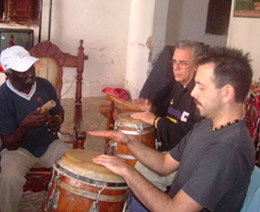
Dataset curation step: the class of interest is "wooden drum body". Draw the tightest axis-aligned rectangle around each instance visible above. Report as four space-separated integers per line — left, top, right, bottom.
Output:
44 149 129 212
107 112 155 166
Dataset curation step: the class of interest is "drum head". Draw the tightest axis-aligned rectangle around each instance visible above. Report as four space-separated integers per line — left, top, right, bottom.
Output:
57 149 125 184
117 112 151 127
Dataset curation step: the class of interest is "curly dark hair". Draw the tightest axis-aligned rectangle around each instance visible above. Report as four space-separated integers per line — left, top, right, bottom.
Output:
196 47 252 103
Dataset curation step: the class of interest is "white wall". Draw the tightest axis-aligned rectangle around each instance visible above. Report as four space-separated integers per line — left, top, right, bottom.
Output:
227 0 260 81
166 0 227 47
0 1 132 99
49 0 131 98
124 0 170 99
0 0 233 99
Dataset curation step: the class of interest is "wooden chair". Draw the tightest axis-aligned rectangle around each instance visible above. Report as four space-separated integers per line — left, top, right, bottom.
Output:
0 39 88 192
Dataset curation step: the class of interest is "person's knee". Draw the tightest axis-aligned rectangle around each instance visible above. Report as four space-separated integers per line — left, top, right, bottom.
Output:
1 170 26 187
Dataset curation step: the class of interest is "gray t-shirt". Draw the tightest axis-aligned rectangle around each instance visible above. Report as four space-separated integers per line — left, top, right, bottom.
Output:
169 119 255 212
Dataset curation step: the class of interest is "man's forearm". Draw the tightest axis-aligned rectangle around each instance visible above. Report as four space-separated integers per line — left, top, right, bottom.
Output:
1 122 30 150
123 168 173 212
126 136 173 175
124 168 202 212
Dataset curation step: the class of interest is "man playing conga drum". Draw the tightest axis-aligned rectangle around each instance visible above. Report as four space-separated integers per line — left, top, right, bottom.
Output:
89 47 255 212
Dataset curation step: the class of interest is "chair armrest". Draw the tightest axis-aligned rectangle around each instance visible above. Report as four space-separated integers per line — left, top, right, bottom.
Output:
73 105 86 149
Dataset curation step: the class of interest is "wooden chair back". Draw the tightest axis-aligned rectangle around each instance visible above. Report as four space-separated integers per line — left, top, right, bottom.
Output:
22 40 88 192
29 40 87 149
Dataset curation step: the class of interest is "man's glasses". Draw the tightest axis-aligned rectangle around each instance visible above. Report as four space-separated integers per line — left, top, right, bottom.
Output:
168 59 190 69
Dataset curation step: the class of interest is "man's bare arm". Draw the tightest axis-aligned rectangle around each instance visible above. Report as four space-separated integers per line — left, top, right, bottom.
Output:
88 130 179 175
93 154 203 212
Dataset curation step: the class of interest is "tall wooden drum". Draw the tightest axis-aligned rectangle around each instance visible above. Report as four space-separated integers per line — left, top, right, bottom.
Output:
107 112 156 166
44 149 129 212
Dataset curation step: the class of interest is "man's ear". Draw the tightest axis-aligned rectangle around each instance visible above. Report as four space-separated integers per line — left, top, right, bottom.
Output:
193 64 199 72
221 84 235 103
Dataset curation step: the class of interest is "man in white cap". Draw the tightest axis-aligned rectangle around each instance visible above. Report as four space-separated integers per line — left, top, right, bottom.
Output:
0 46 69 212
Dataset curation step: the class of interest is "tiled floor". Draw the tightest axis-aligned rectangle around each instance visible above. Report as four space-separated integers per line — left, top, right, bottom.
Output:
19 96 108 211
60 96 107 152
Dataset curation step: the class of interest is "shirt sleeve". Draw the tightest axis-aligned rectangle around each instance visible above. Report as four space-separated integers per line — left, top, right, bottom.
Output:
0 93 17 135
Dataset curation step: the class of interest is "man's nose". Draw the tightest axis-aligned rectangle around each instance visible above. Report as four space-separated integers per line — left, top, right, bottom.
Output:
174 63 181 70
191 86 197 98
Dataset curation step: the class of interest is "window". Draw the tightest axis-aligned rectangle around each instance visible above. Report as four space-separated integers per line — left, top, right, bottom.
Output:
0 0 40 24
206 0 232 35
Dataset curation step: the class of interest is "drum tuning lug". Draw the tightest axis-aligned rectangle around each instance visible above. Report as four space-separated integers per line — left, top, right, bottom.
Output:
88 202 99 212
46 188 60 211
135 124 144 134
106 140 117 155
89 185 106 212
114 120 119 130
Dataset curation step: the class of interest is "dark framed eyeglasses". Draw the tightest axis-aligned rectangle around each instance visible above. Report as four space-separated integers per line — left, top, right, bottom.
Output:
168 59 190 69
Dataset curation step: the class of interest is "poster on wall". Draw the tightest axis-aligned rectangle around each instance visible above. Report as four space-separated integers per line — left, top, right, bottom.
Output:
234 0 260 18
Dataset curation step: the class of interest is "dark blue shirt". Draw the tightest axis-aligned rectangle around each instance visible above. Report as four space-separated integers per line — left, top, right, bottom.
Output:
0 77 63 157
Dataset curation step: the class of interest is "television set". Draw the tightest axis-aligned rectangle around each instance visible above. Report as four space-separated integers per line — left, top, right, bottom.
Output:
0 28 34 52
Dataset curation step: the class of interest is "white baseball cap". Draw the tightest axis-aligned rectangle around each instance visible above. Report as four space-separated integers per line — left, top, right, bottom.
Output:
0 45 39 72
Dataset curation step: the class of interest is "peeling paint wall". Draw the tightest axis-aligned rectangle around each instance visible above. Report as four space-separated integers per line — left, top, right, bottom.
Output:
0 0 231 99
49 0 131 98
124 0 169 99
0 0 132 99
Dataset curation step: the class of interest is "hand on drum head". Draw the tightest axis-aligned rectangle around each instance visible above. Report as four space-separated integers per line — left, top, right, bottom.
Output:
88 130 132 144
133 98 153 112
92 154 134 178
130 111 156 125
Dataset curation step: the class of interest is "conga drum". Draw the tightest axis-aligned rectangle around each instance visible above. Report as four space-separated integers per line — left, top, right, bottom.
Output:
107 112 155 166
44 149 129 212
